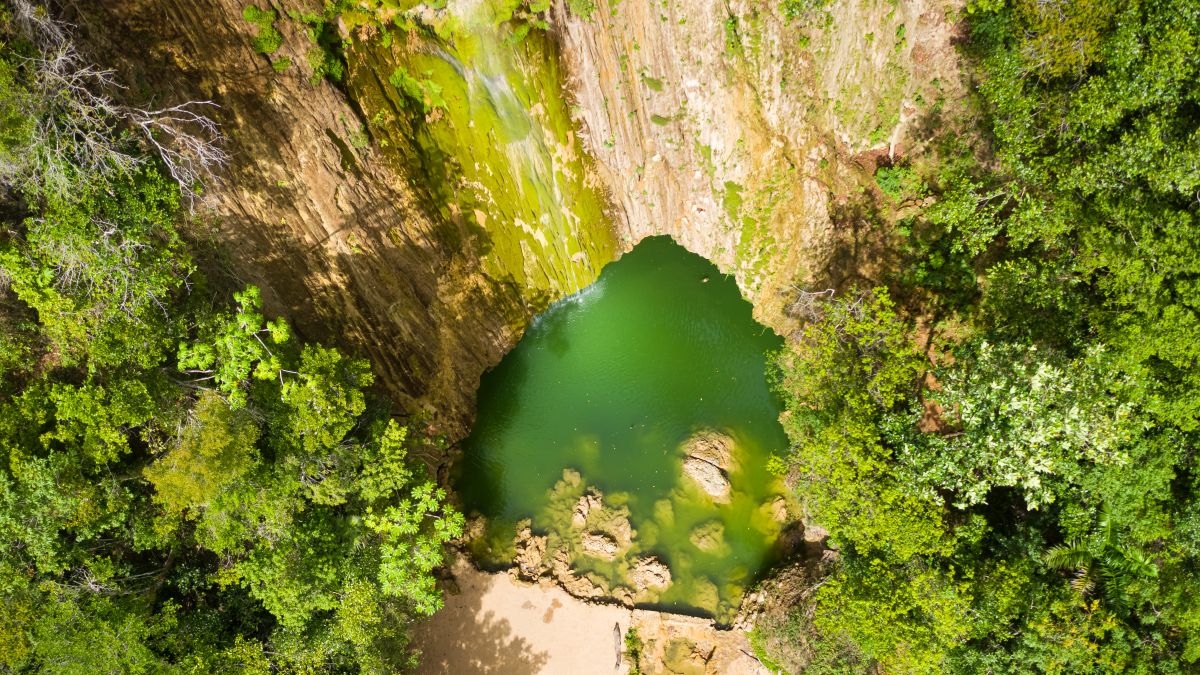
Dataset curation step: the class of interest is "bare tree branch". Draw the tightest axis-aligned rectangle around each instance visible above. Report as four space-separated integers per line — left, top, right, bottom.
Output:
5 0 228 208
784 286 835 323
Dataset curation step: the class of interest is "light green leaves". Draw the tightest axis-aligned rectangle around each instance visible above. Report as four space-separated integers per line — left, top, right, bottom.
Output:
144 391 260 518
773 288 945 560
177 286 290 408
280 345 370 456
42 381 156 464
902 342 1138 510
366 478 464 615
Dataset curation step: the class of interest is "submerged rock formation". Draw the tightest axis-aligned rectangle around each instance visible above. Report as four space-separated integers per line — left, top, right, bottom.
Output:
581 531 619 559
761 495 790 524
682 430 736 471
689 521 728 554
564 484 635 551
504 473 644 598
571 490 603 529
682 457 731 502
550 549 607 599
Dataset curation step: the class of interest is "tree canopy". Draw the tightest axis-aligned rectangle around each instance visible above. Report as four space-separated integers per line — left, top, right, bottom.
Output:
765 0 1200 671
0 4 461 671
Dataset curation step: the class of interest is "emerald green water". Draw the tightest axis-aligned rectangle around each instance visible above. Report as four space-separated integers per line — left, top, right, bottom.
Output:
457 236 790 620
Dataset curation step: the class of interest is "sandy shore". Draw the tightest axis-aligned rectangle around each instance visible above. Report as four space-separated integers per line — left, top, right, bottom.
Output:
413 558 767 674
414 557 631 674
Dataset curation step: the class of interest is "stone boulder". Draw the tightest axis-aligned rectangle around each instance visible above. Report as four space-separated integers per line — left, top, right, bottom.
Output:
512 522 548 581
681 430 735 470
681 457 731 502
571 489 603 529
567 485 635 553
581 531 619 559
629 556 672 591
680 430 736 502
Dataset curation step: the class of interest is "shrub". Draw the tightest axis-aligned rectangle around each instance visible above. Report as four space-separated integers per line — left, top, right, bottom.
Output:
242 5 283 54
874 165 925 202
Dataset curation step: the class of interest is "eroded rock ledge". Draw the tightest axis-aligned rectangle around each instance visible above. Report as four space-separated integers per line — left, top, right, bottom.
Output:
507 469 673 606
481 451 805 620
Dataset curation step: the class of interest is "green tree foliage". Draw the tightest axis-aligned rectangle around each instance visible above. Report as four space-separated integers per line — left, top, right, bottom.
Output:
0 6 462 671
176 285 289 408
1010 0 1118 78
144 391 260 517
765 0 1200 671
957 0 1200 429
902 342 1139 510
773 289 946 561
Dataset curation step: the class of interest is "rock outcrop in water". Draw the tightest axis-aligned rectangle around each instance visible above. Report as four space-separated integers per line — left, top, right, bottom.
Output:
683 430 736 469
571 490 603 529
680 430 737 502
689 521 729 554
563 483 635 554
763 495 790 523
581 531 619 559
629 556 673 592
499 470 645 600
682 457 731 501
513 522 550 581
550 550 606 599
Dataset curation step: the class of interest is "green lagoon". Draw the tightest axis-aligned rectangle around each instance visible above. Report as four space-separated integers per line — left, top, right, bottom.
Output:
457 236 790 620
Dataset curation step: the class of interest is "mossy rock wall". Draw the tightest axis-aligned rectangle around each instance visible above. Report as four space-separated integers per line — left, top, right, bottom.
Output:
68 0 968 440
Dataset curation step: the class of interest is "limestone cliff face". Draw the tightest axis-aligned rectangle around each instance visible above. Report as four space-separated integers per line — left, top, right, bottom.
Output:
72 0 536 435
70 0 964 438
555 0 965 329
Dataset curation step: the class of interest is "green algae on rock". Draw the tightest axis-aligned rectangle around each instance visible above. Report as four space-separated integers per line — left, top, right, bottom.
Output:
343 0 617 308
457 236 792 621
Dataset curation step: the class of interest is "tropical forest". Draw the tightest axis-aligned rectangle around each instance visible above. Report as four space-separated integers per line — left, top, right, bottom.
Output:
1 0 1198 673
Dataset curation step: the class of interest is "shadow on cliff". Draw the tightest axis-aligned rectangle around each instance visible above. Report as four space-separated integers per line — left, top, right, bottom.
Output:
65 0 531 436
820 188 898 293
413 574 550 675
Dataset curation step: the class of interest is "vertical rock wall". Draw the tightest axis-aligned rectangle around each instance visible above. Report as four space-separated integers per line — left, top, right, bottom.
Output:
72 0 540 434
555 0 966 328
69 0 965 437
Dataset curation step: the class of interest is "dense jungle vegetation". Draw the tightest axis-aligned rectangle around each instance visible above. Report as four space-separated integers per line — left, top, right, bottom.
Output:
763 0 1200 672
0 3 461 671
3 0 1200 672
